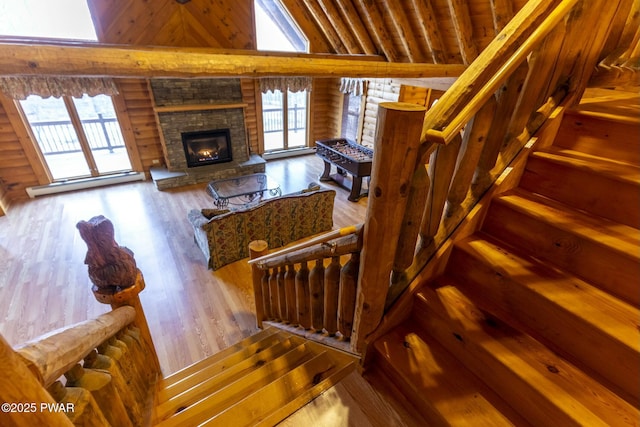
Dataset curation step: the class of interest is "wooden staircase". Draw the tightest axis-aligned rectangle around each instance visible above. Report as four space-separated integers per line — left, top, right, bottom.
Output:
152 327 357 426
370 111 640 426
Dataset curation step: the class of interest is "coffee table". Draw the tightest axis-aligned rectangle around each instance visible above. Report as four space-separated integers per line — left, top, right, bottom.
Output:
206 173 282 208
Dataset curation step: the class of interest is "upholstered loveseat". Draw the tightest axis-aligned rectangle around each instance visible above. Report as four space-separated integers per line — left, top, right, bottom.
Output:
188 188 336 270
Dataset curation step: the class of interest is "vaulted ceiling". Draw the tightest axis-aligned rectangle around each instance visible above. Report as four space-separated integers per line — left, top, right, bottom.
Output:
87 0 530 65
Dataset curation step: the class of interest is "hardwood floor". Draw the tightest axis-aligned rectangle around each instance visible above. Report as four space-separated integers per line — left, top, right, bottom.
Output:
0 154 367 375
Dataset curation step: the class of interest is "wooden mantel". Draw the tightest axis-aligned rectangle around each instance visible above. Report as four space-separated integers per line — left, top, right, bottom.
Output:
0 42 466 79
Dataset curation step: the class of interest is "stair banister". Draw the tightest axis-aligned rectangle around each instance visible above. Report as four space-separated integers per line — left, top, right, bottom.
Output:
421 0 579 146
16 307 136 387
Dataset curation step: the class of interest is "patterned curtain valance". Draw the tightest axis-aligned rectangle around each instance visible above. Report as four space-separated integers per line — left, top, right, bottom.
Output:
260 76 312 94
339 77 367 96
0 76 119 100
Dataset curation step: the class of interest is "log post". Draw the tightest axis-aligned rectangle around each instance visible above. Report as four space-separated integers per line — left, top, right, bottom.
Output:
296 261 311 329
284 264 297 323
268 268 279 321
338 253 360 340
352 102 426 353
323 256 341 336
249 240 269 328
309 259 325 332
0 335 73 427
64 364 132 427
261 270 272 320
92 270 161 375
277 266 287 321
48 381 109 427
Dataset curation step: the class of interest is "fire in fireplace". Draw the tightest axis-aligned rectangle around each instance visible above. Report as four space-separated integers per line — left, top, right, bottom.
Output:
181 129 233 167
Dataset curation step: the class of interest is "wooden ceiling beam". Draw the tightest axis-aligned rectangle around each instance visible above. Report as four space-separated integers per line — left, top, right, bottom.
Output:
299 0 349 54
409 0 447 63
334 0 377 55
382 0 426 63
0 42 466 79
490 0 515 33
353 0 400 62
280 0 333 53
316 0 362 54
447 0 479 65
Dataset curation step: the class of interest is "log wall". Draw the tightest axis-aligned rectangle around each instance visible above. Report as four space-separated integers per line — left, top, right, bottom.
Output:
361 78 400 148
311 78 343 144
0 96 40 204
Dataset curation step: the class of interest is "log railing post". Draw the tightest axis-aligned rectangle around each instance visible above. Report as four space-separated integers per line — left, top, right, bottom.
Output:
92 271 161 375
324 256 341 336
0 334 73 427
352 102 426 353
249 240 269 328
309 259 325 332
296 261 311 329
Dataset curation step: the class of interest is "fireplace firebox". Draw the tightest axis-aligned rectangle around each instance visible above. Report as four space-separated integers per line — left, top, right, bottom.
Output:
182 129 233 167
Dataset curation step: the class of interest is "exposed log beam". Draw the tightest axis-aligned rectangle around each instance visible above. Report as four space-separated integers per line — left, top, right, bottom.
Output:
316 0 362 54
334 0 377 55
300 0 349 54
447 0 479 65
490 0 515 33
0 42 466 79
382 0 426 62
353 0 400 62
410 0 447 63
390 77 457 91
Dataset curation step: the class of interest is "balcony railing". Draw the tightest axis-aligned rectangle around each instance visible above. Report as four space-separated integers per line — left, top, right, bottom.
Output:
31 114 125 155
263 104 306 134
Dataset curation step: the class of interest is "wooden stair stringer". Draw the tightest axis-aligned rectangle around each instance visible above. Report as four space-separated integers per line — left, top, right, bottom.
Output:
413 283 639 427
447 234 640 403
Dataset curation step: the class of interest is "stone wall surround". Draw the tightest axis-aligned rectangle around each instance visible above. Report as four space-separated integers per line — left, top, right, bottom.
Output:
150 79 265 189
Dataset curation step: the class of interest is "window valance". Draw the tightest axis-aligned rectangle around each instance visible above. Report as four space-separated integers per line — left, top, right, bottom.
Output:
259 76 312 94
0 76 119 100
340 78 367 96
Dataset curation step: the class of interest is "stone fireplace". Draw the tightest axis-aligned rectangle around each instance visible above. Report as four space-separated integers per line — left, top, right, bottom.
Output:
149 79 265 189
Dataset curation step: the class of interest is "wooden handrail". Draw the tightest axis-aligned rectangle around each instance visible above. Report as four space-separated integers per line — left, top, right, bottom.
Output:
248 224 362 266
254 233 362 270
16 306 136 387
421 0 579 145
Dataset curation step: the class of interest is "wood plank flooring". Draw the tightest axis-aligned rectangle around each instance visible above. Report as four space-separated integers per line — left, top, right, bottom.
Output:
0 154 367 376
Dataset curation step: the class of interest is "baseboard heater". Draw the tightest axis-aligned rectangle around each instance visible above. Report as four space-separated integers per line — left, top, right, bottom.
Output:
26 172 146 198
262 147 316 160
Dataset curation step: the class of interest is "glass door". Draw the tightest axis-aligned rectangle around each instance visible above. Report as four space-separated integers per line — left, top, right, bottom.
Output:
261 89 308 152
20 94 131 181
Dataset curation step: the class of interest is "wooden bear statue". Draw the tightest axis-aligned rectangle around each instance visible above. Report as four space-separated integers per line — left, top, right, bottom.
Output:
76 215 137 292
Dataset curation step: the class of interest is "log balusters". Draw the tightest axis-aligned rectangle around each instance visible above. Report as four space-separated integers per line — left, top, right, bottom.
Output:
249 226 363 344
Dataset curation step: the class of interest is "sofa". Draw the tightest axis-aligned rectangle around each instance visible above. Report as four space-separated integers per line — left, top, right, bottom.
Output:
188 187 336 270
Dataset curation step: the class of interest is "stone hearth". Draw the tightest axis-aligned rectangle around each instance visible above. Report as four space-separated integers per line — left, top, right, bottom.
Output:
150 79 265 190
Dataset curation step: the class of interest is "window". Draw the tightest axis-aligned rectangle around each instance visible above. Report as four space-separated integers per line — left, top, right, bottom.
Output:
255 0 310 152
341 92 363 142
0 0 97 40
20 94 131 181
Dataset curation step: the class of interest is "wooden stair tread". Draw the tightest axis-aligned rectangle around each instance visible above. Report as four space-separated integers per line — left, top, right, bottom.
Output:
155 337 302 420
157 331 300 402
158 327 280 388
454 234 640 350
373 323 531 426
414 284 639 426
199 351 355 426
155 343 314 426
493 189 639 258
529 148 640 185
450 234 640 401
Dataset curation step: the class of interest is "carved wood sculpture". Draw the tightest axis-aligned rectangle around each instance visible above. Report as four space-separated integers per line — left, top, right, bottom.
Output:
76 215 137 293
